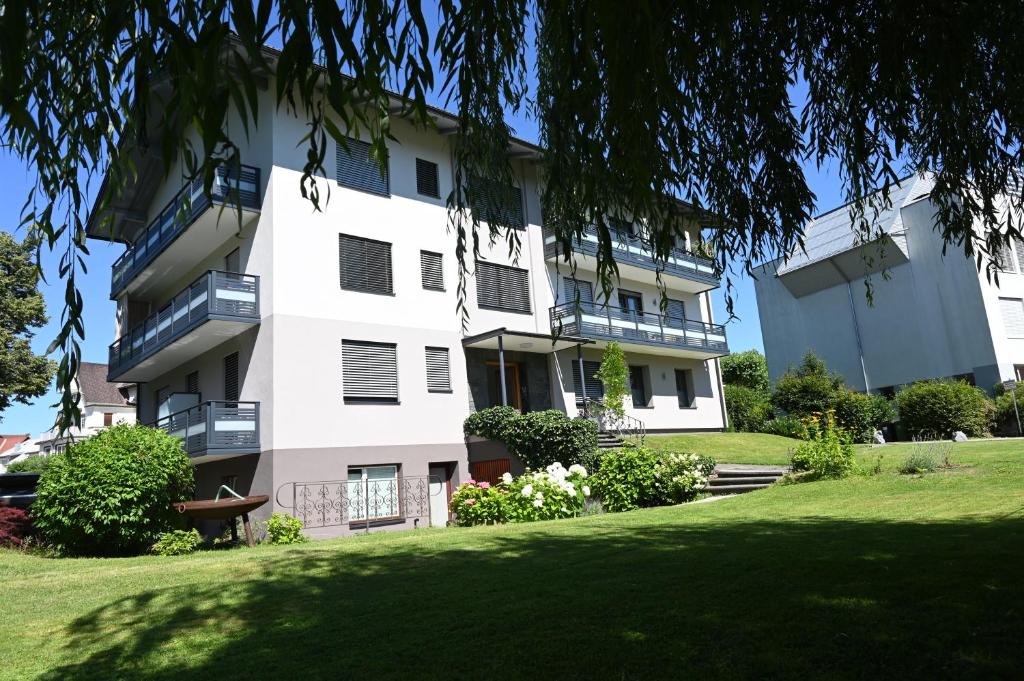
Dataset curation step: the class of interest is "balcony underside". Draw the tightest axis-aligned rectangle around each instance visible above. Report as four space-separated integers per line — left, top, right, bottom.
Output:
545 241 719 293
110 317 257 383
117 205 260 302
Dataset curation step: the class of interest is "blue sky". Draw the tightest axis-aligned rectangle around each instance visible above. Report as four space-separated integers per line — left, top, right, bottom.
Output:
0 63 849 437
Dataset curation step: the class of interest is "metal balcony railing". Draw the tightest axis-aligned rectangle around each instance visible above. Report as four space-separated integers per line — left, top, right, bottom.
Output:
110 164 261 296
148 401 260 457
543 225 719 286
108 271 260 379
550 301 728 355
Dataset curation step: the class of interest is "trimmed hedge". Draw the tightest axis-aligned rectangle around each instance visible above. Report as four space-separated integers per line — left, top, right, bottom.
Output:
464 407 598 469
724 384 773 433
895 380 992 439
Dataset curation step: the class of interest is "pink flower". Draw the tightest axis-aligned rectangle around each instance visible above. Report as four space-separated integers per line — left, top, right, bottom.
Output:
465 479 477 486
464 498 476 506
478 481 491 489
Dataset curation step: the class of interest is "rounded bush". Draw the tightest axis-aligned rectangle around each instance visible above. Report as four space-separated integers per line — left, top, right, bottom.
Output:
266 512 308 544
590 448 663 512
32 424 194 556
464 407 598 469
724 384 772 432
895 380 993 439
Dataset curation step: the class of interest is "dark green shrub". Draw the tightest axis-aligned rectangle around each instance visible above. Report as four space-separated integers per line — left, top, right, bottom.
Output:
832 390 878 443
724 384 772 433
32 424 194 556
761 416 804 439
895 380 993 438
590 448 664 512
720 349 769 392
464 407 598 469
993 392 1023 435
151 528 202 556
6 452 58 474
266 512 308 544
771 352 844 417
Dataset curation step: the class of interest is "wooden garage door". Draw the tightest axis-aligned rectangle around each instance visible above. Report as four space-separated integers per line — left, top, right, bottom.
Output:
470 458 511 485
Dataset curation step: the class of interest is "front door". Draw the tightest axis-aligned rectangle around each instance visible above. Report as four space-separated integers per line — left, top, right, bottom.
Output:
428 464 451 528
486 361 522 410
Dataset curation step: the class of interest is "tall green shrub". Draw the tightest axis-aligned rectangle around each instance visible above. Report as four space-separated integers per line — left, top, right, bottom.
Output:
595 341 629 420
720 349 769 392
464 407 598 469
895 380 993 439
32 424 195 556
724 384 773 432
771 351 845 417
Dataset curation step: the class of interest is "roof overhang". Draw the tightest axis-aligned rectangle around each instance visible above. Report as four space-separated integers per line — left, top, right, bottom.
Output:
462 328 593 353
776 234 911 297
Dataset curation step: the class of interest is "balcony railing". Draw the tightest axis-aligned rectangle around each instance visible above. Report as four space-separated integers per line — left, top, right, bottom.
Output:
108 271 260 379
111 164 261 296
148 401 260 457
543 225 719 286
550 301 728 355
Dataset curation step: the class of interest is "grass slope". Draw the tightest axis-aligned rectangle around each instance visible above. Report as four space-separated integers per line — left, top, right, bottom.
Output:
1 440 1023 680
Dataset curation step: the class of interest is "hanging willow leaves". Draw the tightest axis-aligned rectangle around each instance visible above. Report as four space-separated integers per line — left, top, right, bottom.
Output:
1 1 1023 431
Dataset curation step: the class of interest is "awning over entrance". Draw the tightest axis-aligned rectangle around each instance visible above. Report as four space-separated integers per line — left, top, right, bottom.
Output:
461 328 593 353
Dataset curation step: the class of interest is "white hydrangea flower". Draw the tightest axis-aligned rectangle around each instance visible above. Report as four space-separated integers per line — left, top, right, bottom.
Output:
501 472 513 485
535 491 544 500
521 483 533 497
568 464 588 478
582 485 591 497
533 498 544 508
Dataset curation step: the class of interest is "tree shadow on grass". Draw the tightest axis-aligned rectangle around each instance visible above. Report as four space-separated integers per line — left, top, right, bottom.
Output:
39 515 1024 681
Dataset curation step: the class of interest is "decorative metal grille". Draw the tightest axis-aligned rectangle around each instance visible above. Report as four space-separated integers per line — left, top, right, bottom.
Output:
279 475 441 529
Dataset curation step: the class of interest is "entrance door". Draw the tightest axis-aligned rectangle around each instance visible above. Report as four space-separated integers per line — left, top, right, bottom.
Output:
486 362 522 410
428 464 451 528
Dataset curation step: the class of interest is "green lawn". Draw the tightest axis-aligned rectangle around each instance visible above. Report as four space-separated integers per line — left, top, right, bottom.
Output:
2 437 1024 680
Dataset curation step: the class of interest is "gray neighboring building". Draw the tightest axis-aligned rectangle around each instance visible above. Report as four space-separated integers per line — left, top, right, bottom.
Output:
755 173 1024 395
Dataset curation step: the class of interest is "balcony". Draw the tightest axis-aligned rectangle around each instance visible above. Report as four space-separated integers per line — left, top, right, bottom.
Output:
543 225 719 293
108 271 260 382
110 164 261 299
149 401 260 461
550 302 729 359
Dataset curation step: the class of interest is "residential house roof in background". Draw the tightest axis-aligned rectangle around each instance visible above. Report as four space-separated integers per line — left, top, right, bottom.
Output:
77 362 132 407
0 434 30 455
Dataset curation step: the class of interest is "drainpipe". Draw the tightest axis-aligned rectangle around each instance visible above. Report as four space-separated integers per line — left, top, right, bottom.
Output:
498 334 508 407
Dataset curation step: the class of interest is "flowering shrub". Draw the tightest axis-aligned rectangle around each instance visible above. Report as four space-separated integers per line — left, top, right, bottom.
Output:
790 411 855 479
591 448 714 511
449 463 591 526
660 452 713 503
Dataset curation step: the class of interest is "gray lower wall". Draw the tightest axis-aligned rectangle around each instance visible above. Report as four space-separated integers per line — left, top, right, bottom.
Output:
465 348 552 412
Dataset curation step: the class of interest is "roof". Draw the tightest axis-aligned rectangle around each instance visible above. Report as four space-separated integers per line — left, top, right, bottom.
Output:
0 434 29 455
77 362 132 407
776 173 935 276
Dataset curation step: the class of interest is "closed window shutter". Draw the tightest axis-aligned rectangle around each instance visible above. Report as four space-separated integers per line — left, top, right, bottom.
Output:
425 347 451 392
420 251 444 290
186 371 199 394
563 277 594 310
336 138 389 196
224 352 239 402
416 158 440 198
469 177 524 229
339 234 394 294
1015 238 1024 269
1001 297 1024 337
476 261 531 313
997 241 1017 271
572 360 604 402
343 340 399 402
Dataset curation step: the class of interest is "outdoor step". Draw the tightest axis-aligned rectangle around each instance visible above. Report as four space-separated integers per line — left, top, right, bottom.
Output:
706 483 773 495
714 469 788 479
708 476 780 486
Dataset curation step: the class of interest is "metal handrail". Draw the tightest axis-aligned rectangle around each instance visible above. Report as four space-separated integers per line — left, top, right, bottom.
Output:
579 397 646 446
145 400 260 456
550 301 726 336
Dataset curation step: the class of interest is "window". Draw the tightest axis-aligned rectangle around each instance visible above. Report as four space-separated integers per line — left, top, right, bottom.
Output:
103 412 113 427
609 217 637 241
475 261 531 313
425 347 452 392
339 234 394 295
572 360 604 404
221 474 238 492
342 340 399 403
155 386 171 419
619 290 643 316
224 352 239 402
1000 297 1024 337
997 241 1017 272
675 369 694 408
224 248 240 273
347 465 400 521
420 251 444 291
665 299 686 328
563 277 594 313
469 176 524 229
336 137 389 196
186 371 199 395
629 366 649 406
416 158 440 198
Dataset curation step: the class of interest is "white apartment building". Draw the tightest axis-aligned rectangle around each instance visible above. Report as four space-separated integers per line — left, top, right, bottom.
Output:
756 172 1024 396
86 63 729 537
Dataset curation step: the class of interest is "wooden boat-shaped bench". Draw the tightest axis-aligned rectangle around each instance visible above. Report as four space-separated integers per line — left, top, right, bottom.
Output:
173 486 269 547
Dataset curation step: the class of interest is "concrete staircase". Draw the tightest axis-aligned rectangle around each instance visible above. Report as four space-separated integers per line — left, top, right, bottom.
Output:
707 464 788 496
597 431 625 449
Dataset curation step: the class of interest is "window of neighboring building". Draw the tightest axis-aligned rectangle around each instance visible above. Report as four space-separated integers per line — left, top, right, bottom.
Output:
475 261 531 313
469 176 524 229
224 352 239 402
416 158 440 198
103 412 113 427
997 240 1018 272
347 465 400 521
420 251 444 291
1000 297 1024 337
425 347 452 393
572 360 604 406
336 137 390 196
629 365 649 407
339 234 394 295
675 369 694 408
342 340 399 403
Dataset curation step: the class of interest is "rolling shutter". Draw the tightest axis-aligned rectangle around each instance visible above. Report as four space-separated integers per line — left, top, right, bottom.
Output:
224 352 239 402
186 371 199 395
1000 297 1024 337
476 261 531 313
469 177 524 229
342 340 399 402
665 298 686 328
416 158 440 198
572 360 604 403
563 277 594 305
420 251 444 291
339 234 394 294
997 241 1017 271
425 347 452 392
336 137 389 196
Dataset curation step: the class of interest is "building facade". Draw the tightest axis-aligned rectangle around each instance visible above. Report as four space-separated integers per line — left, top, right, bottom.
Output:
755 173 1024 396
87 74 729 538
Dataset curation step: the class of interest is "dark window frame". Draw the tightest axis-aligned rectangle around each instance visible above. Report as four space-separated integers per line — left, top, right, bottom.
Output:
339 233 395 296
475 260 532 314
675 368 695 409
415 158 441 199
